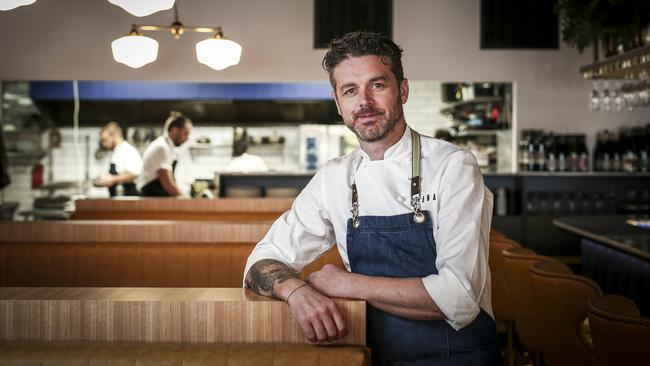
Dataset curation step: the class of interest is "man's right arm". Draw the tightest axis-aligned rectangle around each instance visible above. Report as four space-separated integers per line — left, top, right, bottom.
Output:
156 169 183 196
245 258 347 343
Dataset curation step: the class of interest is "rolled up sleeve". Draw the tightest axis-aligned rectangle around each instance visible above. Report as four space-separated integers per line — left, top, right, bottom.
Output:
244 168 335 285
421 150 492 330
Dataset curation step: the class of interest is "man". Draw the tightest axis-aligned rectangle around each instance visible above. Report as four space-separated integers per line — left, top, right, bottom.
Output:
94 122 142 196
137 111 192 197
244 31 500 365
225 128 269 173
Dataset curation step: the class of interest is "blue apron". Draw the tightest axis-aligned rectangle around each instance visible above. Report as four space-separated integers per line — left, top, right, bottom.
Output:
346 130 501 366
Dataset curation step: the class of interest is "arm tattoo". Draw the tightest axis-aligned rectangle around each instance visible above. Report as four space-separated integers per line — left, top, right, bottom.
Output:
245 259 298 299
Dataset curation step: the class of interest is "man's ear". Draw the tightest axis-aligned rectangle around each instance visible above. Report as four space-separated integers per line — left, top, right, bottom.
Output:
400 78 409 104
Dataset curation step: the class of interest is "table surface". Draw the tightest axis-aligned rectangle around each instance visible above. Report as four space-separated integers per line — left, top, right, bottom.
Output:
553 215 650 261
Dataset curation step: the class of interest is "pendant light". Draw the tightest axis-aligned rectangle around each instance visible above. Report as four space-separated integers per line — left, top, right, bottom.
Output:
108 0 175 17
111 1 241 70
111 27 159 68
196 33 242 71
0 0 36 11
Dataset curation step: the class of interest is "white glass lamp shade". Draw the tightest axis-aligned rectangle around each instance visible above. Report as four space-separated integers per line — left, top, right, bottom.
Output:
111 34 159 68
108 0 174 17
0 0 36 11
195 38 242 71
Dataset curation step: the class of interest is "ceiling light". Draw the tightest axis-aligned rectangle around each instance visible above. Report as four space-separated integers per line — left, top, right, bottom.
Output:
196 33 242 71
0 0 36 11
111 27 159 68
108 0 175 17
111 1 241 70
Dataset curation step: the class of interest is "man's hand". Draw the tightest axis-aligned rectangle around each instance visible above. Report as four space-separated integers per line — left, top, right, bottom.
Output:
306 264 356 299
94 175 117 187
286 283 348 343
245 259 348 343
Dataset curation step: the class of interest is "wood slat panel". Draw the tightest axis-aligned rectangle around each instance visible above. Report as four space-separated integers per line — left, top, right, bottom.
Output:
0 288 365 346
0 221 272 243
71 198 293 220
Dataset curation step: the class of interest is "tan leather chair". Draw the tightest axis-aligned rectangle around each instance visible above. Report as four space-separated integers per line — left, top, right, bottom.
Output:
490 228 507 240
529 260 602 366
489 238 522 366
588 294 650 366
490 239 523 322
502 247 555 364
0 342 371 366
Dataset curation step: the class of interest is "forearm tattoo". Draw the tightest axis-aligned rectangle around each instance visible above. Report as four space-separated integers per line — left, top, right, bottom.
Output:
245 259 297 298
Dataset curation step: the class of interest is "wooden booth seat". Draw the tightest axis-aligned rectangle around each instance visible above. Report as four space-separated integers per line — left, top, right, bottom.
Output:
0 221 345 288
0 287 369 366
0 342 371 366
71 197 295 221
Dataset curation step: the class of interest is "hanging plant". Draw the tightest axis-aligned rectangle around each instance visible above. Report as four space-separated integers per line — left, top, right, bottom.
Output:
556 0 650 59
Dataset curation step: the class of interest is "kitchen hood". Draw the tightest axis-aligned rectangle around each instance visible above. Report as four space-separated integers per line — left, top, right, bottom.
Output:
28 81 341 126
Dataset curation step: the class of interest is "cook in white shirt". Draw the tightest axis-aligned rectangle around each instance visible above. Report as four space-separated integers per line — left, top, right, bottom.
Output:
137 111 192 197
94 122 142 196
244 31 500 365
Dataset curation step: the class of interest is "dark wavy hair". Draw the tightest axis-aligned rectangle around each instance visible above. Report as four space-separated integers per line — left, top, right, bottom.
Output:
165 111 192 133
322 31 404 88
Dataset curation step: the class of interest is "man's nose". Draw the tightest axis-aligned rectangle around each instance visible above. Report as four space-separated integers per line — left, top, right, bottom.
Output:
358 88 374 108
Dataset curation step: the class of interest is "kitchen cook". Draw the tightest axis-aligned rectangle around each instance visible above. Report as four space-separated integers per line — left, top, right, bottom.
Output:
244 31 501 365
94 121 142 196
137 111 192 197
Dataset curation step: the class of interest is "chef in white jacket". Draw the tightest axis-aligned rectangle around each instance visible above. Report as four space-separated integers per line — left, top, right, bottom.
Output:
244 31 500 366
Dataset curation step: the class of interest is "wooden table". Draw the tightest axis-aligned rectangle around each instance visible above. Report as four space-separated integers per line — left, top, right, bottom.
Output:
0 287 366 345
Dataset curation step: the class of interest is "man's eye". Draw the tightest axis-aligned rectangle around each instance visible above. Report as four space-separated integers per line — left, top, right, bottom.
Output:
343 88 356 95
372 83 385 89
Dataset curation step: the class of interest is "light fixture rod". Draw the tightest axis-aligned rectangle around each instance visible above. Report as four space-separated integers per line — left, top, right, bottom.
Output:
136 24 222 34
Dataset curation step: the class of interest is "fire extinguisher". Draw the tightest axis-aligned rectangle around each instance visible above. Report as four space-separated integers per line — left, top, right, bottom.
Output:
31 163 44 189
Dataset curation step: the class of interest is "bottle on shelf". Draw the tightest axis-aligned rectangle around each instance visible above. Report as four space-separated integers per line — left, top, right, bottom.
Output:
527 130 537 172
518 131 530 172
620 127 638 173
557 135 567 172
593 131 605 171
546 133 557 172
610 130 622 172
577 134 589 172
535 133 547 171
639 125 649 172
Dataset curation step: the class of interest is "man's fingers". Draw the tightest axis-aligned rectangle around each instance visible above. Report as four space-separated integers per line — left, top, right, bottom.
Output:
309 315 329 342
329 302 348 339
318 305 339 341
298 318 316 343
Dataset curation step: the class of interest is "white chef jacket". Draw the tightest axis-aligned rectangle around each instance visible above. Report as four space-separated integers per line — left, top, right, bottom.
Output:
110 140 142 175
225 153 269 173
137 135 176 190
244 126 494 330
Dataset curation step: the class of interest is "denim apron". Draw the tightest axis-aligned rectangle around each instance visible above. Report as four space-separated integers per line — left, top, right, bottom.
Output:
346 130 502 366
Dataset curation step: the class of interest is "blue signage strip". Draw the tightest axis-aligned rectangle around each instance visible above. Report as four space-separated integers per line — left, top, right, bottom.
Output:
29 81 334 101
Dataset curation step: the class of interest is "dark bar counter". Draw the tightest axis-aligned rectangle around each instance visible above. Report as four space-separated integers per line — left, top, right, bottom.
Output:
554 215 650 315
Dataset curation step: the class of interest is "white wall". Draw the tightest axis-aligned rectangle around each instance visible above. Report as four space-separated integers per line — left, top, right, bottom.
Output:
0 0 646 145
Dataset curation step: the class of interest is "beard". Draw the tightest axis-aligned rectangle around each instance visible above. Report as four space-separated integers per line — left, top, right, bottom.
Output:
345 100 404 143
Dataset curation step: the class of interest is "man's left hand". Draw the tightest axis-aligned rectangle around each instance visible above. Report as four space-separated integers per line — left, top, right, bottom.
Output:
94 175 117 187
307 264 357 299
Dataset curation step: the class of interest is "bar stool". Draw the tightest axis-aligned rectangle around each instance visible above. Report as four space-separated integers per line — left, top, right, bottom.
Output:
489 238 522 366
587 294 650 366
502 247 555 365
529 259 601 366
490 228 507 240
